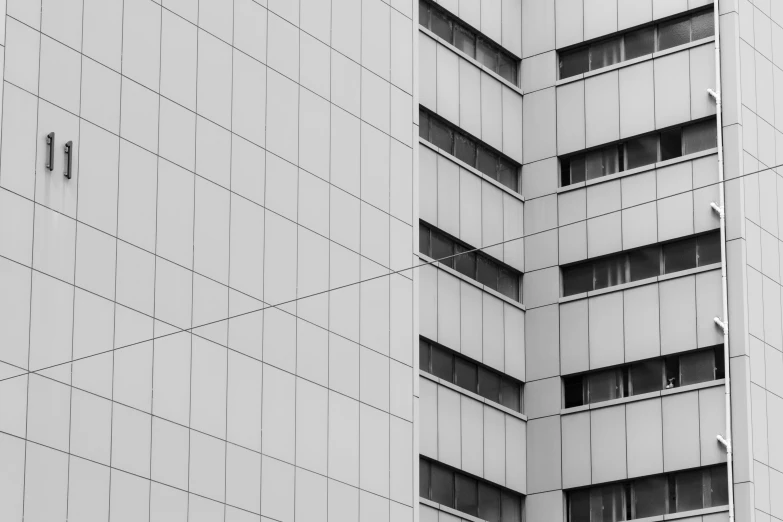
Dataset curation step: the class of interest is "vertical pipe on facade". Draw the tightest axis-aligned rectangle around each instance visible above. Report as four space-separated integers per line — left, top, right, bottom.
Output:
711 3 735 521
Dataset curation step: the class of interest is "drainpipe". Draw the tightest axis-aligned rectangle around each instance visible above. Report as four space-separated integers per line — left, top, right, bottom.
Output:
707 2 735 522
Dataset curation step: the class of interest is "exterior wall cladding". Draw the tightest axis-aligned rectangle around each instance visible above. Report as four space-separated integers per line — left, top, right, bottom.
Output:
1 0 783 522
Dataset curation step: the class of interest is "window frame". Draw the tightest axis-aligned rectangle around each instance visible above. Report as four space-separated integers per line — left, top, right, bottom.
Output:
560 118 718 187
557 7 715 80
419 0 520 85
420 338 525 414
420 108 522 194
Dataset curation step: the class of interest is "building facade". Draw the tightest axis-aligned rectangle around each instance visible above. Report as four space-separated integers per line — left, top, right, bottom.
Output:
0 1 780 522
0 0 418 521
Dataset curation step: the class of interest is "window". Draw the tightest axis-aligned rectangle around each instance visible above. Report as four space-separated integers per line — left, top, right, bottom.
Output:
420 108 521 193
419 0 519 84
568 465 729 521
420 458 523 522
419 222 522 301
559 8 714 79
560 118 717 186
563 346 724 408
420 338 524 413
562 231 720 297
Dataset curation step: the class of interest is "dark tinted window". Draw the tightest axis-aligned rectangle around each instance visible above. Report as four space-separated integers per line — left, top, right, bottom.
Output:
564 376 586 408
432 345 454 381
630 359 663 395
498 267 519 301
477 147 499 178
691 11 715 40
587 369 622 404
683 119 717 154
501 491 522 522
680 349 715 386
455 357 478 393
454 245 477 278
563 262 594 296
500 377 521 412
659 127 682 161
585 147 620 180
431 463 455 506
624 27 655 59
625 134 658 169
430 9 452 42
431 118 453 152
478 367 501 402
455 134 477 165
477 255 500 289
454 25 475 56
663 237 698 274
420 459 431 498
479 483 501 522
477 39 498 71
419 222 430 256
498 159 518 191
628 246 659 281
560 47 589 78
708 466 729 507
675 469 704 512
570 490 591 522
590 37 622 69
698 232 721 265
456 475 478 516
658 17 691 51
633 476 668 518
420 339 431 373
594 256 627 290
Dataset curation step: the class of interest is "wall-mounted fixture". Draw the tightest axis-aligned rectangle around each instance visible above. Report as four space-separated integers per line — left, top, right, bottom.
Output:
64 141 73 180
46 132 54 171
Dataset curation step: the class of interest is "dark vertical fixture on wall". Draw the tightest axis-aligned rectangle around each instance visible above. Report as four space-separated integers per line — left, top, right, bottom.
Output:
64 141 73 179
46 132 55 171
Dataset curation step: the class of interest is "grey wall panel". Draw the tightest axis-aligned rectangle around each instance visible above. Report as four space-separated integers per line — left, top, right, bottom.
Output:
652 0 689 19
559 189 586 226
657 160 692 200
420 378 438 459
657 193 695 241
654 50 691 129
436 45 460 124
438 269 461 352
584 0 618 40
555 0 584 49
585 71 620 148
501 0 523 57
624 284 662 363
504 193 526 272
483 293 506 372
693 184 721 234
560 300 590 375
662 391 701 472
699 386 728 466
461 395 484 478
504 304 526 381
525 491 565 522
622 201 658 250
559 221 588 265
590 406 627 483
525 377 562 419
481 73 503 151
621 170 657 208
521 0 555 58
626 399 664 478
484 407 506 486
437 155 460 238
482 182 504 260
526 305 560 381
762 276 783 351
527 416 562 494
587 211 622 258
695 270 724 348
557 81 586 155
619 0 652 32
561 412 592 489
690 44 717 120
437 386 462 468
586 180 621 219
619 61 656 139
420 33 437 110
523 88 557 163
459 60 482 139
525 230 558 272
460 282 483 362
503 88 524 163
505 417 527 493
659 275 698 355
420 265 439 342
588 293 625 369
420 145 438 226
459 169 483 248
522 51 557 96
524 267 560 309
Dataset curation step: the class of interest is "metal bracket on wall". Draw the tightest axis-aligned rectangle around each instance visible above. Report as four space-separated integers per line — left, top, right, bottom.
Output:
46 132 55 171
64 141 73 180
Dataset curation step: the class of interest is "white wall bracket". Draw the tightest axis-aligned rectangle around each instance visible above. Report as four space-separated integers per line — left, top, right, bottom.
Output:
714 316 728 333
708 88 721 102
717 434 732 454
711 202 724 218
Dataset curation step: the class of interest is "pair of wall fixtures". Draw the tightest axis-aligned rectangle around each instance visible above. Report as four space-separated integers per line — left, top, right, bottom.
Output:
45 132 73 180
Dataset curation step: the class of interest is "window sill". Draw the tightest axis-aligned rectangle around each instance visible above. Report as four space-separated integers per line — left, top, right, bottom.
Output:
420 371 528 420
554 36 715 87
419 138 525 202
418 253 526 311
556 148 718 194
664 505 729 520
558 262 721 304
419 27 524 95
560 378 726 415
419 498 490 522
